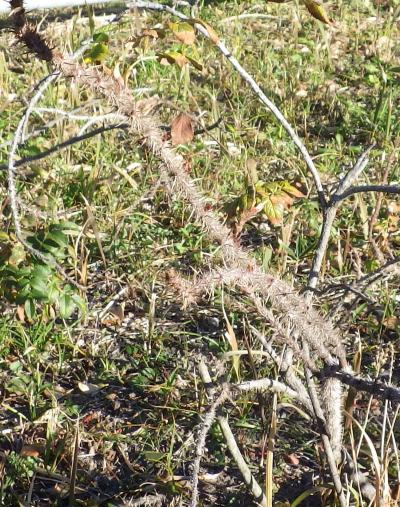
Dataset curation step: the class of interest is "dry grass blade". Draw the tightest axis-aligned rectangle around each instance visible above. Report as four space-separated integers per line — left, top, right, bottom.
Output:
69 421 80 506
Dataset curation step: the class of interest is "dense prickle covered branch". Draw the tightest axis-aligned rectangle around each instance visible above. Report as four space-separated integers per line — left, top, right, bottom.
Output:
9 0 53 60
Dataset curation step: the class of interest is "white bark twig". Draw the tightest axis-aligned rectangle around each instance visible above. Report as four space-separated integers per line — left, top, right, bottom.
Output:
0 104 99 150
6 73 84 287
250 328 313 414
303 148 374 485
198 361 267 507
5 9 126 289
0 0 124 13
307 145 374 291
33 107 125 124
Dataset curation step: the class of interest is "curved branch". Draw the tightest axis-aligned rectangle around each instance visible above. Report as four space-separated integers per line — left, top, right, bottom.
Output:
335 184 400 202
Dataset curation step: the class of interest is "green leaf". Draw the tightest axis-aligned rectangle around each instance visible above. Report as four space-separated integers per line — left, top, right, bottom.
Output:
45 231 68 248
72 294 87 316
24 299 36 321
84 43 109 64
31 265 52 279
47 284 61 305
9 360 22 372
54 221 81 235
30 274 49 299
17 283 32 301
263 197 284 225
280 181 305 198
59 294 76 319
93 32 110 43
143 451 165 462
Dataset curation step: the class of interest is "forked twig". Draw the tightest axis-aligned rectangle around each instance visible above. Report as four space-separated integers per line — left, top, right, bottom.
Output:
190 381 231 507
198 361 267 507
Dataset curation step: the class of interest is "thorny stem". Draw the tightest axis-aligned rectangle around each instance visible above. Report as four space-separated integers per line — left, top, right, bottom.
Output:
304 363 347 507
9 3 400 505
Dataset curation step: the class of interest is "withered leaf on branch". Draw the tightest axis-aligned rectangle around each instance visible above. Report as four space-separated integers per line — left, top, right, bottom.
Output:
158 51 189 68
171 113 194 146
188 17 219 44
169 21 196 45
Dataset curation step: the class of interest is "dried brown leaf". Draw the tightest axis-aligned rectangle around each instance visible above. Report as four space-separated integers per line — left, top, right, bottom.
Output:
171 113 194 146
169 22 196 45
158 51 189 68
21 444 43 458
189 17 219 43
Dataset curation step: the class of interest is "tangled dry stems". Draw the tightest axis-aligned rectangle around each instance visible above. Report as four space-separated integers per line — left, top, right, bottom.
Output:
6 2 400 505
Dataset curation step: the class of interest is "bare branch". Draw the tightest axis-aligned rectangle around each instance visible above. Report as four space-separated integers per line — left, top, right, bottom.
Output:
334 145 375 197
236 378 301 398
1 123 128 173
6 74 85 289
319 366 400 404
198 362 267 507
335 184 400 202
0 0 125 13
307 146 374 291
190 381 231 507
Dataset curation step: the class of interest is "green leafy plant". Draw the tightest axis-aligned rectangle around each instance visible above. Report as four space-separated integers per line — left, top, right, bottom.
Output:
83 31 110 64
225 164 305 235
0 222 85 320
0 451 37 503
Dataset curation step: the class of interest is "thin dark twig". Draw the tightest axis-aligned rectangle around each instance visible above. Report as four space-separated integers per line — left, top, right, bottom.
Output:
0 117 223 172
319 366 400 404
355 256 400 287
0 123 129 172
334 184 400 202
